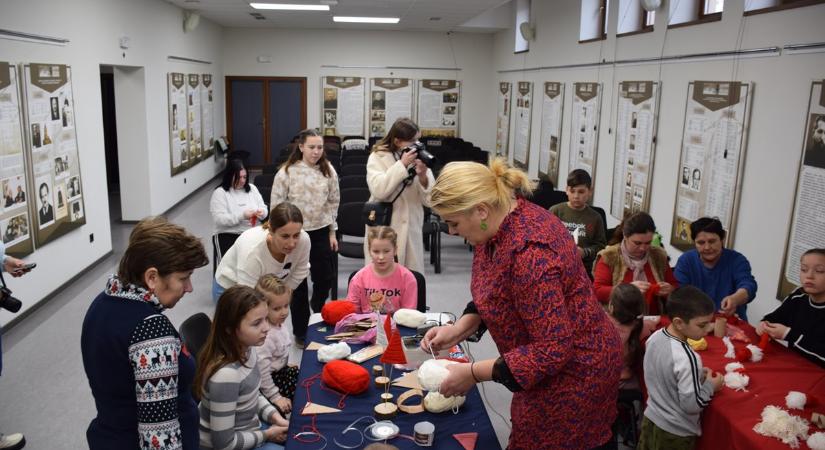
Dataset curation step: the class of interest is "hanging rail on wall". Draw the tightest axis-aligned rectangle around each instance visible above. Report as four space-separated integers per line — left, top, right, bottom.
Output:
321 64 461 71
0 28 69 45
783 42 825 55
167 55 212 65
497 46 781 73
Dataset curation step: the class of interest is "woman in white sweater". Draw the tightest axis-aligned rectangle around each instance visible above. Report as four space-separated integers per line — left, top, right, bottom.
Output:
214 202 311 344
209 159 267 274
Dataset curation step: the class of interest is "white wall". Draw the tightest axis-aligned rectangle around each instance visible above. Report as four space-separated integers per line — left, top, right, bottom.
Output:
0 0 225 325
221 28 496 151
491 0 825 323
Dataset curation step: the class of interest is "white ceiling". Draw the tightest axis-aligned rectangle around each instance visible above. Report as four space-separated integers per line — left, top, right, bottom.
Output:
165 0 512 32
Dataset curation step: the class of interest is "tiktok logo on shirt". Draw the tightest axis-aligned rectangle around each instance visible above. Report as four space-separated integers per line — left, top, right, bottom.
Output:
364 287 402 298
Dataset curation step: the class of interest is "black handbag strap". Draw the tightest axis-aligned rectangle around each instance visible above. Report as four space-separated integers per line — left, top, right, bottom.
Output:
388 150 415 204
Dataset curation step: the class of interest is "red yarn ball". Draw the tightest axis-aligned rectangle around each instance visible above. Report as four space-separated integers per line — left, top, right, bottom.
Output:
735 347 752 363
321 301 356 325
322 360 369 394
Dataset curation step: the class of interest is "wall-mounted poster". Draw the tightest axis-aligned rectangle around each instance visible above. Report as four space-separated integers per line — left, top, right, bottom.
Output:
168 72 187 175
610 81 660 220
495 82 512 157
201 73 215 158
538 82 565 185
778 80 825 299
0 62 33 257
22 63 86 248
513 81 533 171
670 81 752 250
321 76 365 138
369 78 412 138
568 82 602 180
186 74 202 163
417 79 460 137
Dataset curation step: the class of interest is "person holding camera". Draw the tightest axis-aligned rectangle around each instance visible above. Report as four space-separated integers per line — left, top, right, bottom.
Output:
365 118 435 274
1 241 32 450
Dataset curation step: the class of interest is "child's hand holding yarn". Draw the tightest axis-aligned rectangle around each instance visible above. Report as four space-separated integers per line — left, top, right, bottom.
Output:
761 321 789 340
704 368 723 392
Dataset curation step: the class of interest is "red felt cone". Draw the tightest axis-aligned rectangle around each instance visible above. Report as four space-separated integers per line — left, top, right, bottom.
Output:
453 432 478 450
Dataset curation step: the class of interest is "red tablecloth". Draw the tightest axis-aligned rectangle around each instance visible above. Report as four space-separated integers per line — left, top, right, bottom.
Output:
695 326 825 450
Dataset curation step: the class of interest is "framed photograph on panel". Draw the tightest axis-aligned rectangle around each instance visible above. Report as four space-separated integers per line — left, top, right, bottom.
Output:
186 74 202 164
610 81 660 220
568 82 602 182
777 80 825 299
22 63 86 248
513 81 533 171
416 80 460 138
670 81 752 251
369 78 413 138
538 82 565 185
321 76 365 138
201 74 215 157
168 72 188 175
495 82 512 158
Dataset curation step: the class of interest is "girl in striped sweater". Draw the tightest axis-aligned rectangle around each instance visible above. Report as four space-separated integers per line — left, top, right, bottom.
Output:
195 286 289 450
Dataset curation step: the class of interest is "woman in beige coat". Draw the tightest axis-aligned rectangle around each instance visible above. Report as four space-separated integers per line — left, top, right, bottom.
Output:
365 118 435 274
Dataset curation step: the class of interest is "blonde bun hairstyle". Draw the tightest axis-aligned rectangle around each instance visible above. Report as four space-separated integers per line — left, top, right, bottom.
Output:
429 158 534 216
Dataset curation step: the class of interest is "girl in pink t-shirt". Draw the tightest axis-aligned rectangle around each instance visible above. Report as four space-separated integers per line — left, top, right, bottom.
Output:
348 226 418 313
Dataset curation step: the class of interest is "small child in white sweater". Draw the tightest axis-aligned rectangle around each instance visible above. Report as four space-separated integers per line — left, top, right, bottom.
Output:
255 274 299 414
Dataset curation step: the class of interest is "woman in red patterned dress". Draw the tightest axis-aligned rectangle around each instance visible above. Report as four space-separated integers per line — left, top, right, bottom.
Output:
422 158 622 449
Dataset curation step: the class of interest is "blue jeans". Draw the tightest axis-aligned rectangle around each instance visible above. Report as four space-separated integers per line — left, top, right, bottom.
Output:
212 278 226 302
260 422 286 449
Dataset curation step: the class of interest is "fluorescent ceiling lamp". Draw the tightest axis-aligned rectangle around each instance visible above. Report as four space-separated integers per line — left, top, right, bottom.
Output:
250 3 330 10
333 16 400 23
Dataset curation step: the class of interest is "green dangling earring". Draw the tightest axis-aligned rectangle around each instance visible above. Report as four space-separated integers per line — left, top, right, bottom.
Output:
480 220 488 231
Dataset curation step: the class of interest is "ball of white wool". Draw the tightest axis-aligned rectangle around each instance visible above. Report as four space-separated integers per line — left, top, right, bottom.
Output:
393 309 426 328
417 359 455 392
423 391 466 413
725 362 744 373
724 371 749 391
808 432 825 450
786 391 807 410
317 342 351 362
747 344 764 362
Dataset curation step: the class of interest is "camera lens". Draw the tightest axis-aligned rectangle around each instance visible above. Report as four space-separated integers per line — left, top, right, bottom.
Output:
0 290 22 313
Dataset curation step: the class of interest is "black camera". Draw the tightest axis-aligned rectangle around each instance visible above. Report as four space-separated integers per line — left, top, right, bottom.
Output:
0 286 22 313
405 141 436 169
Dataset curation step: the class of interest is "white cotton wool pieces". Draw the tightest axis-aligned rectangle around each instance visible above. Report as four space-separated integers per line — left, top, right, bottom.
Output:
753 405 810 449
417 359 456 392
393 309 426 328
808 432 825 450
317 342 352 362
724 372 750 392
786 391 807 410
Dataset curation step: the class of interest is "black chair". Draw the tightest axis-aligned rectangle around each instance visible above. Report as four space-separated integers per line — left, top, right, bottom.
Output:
347 269 427 313
341 165 367 177
422 208 445 274
323 135 341 147
340 175 369 190
342 135 365 142
368 136 381 148
179 312 212 363
340 187 371 204
530 179 568 210
341 154 369 167
590 205 609 239
253 173 275 190
260 164 277 175
260 186 272 210
331 201 367 298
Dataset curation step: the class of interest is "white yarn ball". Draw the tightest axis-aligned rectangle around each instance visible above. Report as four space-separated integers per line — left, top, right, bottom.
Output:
393 308 426 328
423 391 466 413
724 371 750 391
417 359 455 392
808 432 825 450
725 362 744 373
786 391 807 410
317 342 351 362
747 344 764 362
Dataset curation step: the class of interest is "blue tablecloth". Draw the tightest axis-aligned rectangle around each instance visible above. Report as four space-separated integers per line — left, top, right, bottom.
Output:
285 321 502 449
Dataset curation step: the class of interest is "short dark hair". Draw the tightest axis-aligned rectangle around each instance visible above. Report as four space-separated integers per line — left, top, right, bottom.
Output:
803 248 825 258
665 285 715 322
689 217 726 241
566 169 592 189
621 211 656 237
220 159 249 192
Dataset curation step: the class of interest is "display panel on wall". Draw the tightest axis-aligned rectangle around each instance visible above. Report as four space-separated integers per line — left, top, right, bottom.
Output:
538 82 565 185
0 62 34 257
201 74 215 158
416 79 460 137
495 82 512 158
22 63 86 248
568 82 602 180
670 81 752 251
168 72 188 175
777 80 825 299
186 74 203 164
369 78 412 138
610 81 661 220
513 81 533 171
321 76 365 138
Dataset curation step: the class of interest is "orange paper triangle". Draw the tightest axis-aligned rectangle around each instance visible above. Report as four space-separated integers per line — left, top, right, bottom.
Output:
301 402 341 415
392 370 423 390
453 432 478 450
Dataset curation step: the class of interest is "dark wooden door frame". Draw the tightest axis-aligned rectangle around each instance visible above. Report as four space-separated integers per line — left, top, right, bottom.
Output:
225 76 307 166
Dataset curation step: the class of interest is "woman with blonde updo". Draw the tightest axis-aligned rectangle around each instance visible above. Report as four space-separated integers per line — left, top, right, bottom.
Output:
420 158 621 450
